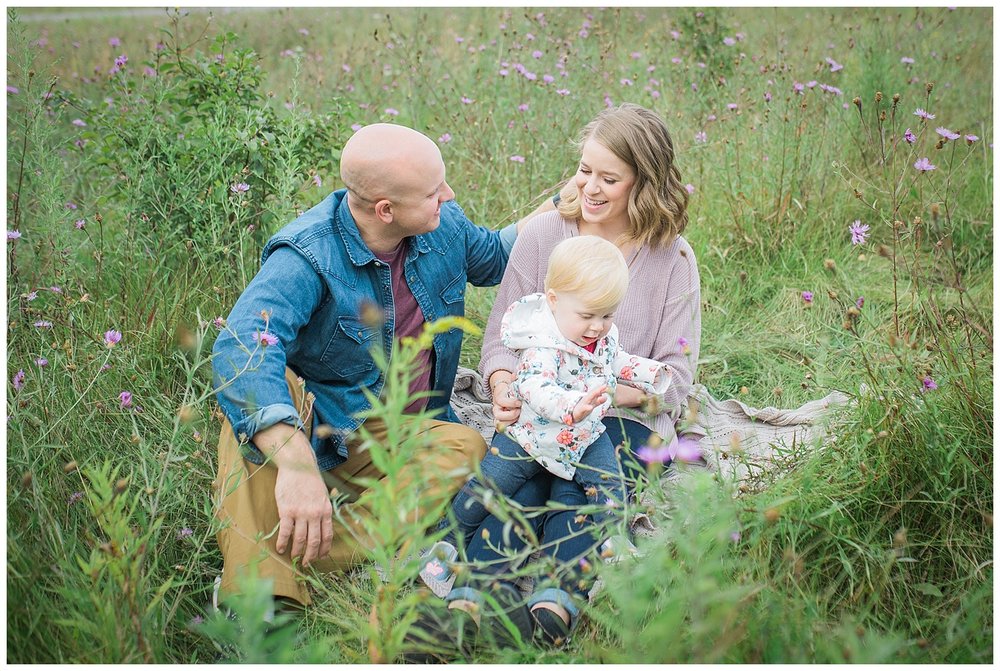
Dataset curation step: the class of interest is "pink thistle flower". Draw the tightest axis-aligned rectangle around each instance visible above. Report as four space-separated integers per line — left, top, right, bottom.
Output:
727 103 738 110
103 329 122 347
509 155 526 163
7 230 21 241
671 56 682 64
460 96 473 104
542 74 555 83
108 36 121 47
922 376 938 391
965 134 979 144
636 443 671 463
900 56 915 64
12 369 25 391
684 184 695 194
312 174 322 187
764 91 772 102
230 182 250 194
34 357 48 367
75 219 86 229
385 108 399 116
438 133 452 144
71 119 86 127
253 331 279 347
556 88 570 96
177 527 194 539
670 30 680 40
517 103 529 112
35 320 53 329
723 37 736 46
669 437 703 463
68 491 84 505
119 391 133 408
25 291 37 301
695 131 707 143
913 157 936 172
935 127 960 140
825 57 844 72
855 296 865 309
913 108 936 120
801 291 814 303
532 50 543 58
849 220 870 245
904 128 916 144
212 316 226 329
7 85 19 94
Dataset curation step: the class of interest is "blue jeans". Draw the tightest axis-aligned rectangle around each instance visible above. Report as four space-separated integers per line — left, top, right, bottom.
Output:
450 418 662 620
443 429 625 548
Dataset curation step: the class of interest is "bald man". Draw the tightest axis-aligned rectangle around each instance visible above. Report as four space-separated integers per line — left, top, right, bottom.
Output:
211 124 523 608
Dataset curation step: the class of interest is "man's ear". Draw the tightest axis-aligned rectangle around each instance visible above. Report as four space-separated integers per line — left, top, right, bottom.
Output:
374 199 393 223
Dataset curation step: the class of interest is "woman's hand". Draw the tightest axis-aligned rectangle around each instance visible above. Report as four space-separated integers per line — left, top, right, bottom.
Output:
613 384 648 408
490 371 521 429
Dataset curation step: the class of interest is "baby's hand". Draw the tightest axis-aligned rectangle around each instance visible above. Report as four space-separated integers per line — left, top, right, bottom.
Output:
571 385 608 424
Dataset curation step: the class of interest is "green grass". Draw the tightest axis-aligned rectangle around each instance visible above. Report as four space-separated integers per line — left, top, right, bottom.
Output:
6 6 992 663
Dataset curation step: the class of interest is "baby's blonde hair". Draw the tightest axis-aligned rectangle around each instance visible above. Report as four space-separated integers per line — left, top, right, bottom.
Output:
544 236 629 312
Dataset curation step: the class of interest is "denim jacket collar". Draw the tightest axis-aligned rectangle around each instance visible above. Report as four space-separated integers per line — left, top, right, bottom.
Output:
334 195 431 267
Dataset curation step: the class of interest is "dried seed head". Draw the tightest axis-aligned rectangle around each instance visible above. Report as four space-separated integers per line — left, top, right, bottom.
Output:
879 110 886 122
739 386 749 395
877 244 892 258
764 507 780 523
846 306 861 318
852 96 861 109
114 478 129 495
21 472 33 488
892 93 900 104
874 91 883 103
892 526 907 548
177 405 195 424
827 289 839 300
772 387 783 397
930 203 940 220
824 259 837 271
925 82 934 94
738 270 748 283
63 460 78 474
877 430 888 438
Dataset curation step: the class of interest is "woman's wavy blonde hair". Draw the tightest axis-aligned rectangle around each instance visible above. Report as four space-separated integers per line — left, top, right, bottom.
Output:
557 103 688 249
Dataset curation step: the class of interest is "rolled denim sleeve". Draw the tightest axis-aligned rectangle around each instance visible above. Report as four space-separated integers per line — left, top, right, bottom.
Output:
212 245 324 461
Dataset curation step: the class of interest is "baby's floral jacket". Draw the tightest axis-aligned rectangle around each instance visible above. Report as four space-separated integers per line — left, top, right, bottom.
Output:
501 293 671 479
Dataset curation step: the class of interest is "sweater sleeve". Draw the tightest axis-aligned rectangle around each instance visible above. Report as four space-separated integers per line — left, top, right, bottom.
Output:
648 240 701 413
478 217 554 395
613 350 672 394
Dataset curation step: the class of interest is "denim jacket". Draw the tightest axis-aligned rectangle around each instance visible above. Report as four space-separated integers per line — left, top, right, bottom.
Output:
212 189 516 471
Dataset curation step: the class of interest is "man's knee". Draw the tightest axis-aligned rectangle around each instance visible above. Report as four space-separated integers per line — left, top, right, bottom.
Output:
430 422 487 467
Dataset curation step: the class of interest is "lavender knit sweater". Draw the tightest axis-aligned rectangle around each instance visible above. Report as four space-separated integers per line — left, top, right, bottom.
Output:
479 212 702 442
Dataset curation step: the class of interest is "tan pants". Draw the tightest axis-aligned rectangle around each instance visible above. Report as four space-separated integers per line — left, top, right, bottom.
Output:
212 369 486 605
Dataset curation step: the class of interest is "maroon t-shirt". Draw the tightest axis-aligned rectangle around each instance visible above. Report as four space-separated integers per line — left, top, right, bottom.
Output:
374 241 432 414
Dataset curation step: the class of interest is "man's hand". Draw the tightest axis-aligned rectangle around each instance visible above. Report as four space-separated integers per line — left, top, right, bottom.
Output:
572 385 608 423
254 423 333 567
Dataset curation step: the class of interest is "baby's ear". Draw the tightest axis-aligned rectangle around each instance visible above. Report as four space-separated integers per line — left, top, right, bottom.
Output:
545 289 558 309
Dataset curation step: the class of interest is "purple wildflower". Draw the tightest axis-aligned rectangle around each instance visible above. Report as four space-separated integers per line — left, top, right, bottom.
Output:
669 437 703 464
212 317 226 330
801 291 814 303
913 157 936 172
913 108 936 120
935 127 961 140
904 128 916 144
438 133 452 144
684 184 695 194
119 391 133 408
71 119 86 127
7 85 19 94
7 230 21 241
855 296 865 309
730 530 742 543
723 37 736 46
509 155 526 163
68 491 84 505
253 331 279 347
518 103 529 112
75 219 86 230
34 357 48 367
965 134 979 144
177 527 194 539
826 57 844 72
460 96 473 105
922 376 938 391
900 56 915 64
230 182 250 194
35 321 53 329
385 108 400 116
764 91 772 102
849 220 870 245
12 369 25 391
695 131 707 144
25 291 37 301
532 50 543 59
108 36 121 47
190 615 204 627
104 329 122 347
636 443 671 463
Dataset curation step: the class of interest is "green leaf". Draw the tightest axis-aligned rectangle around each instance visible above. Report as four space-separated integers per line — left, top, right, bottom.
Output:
914 582 943 597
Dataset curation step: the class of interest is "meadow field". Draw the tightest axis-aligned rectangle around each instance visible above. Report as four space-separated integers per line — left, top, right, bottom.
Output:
5 6 993 663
